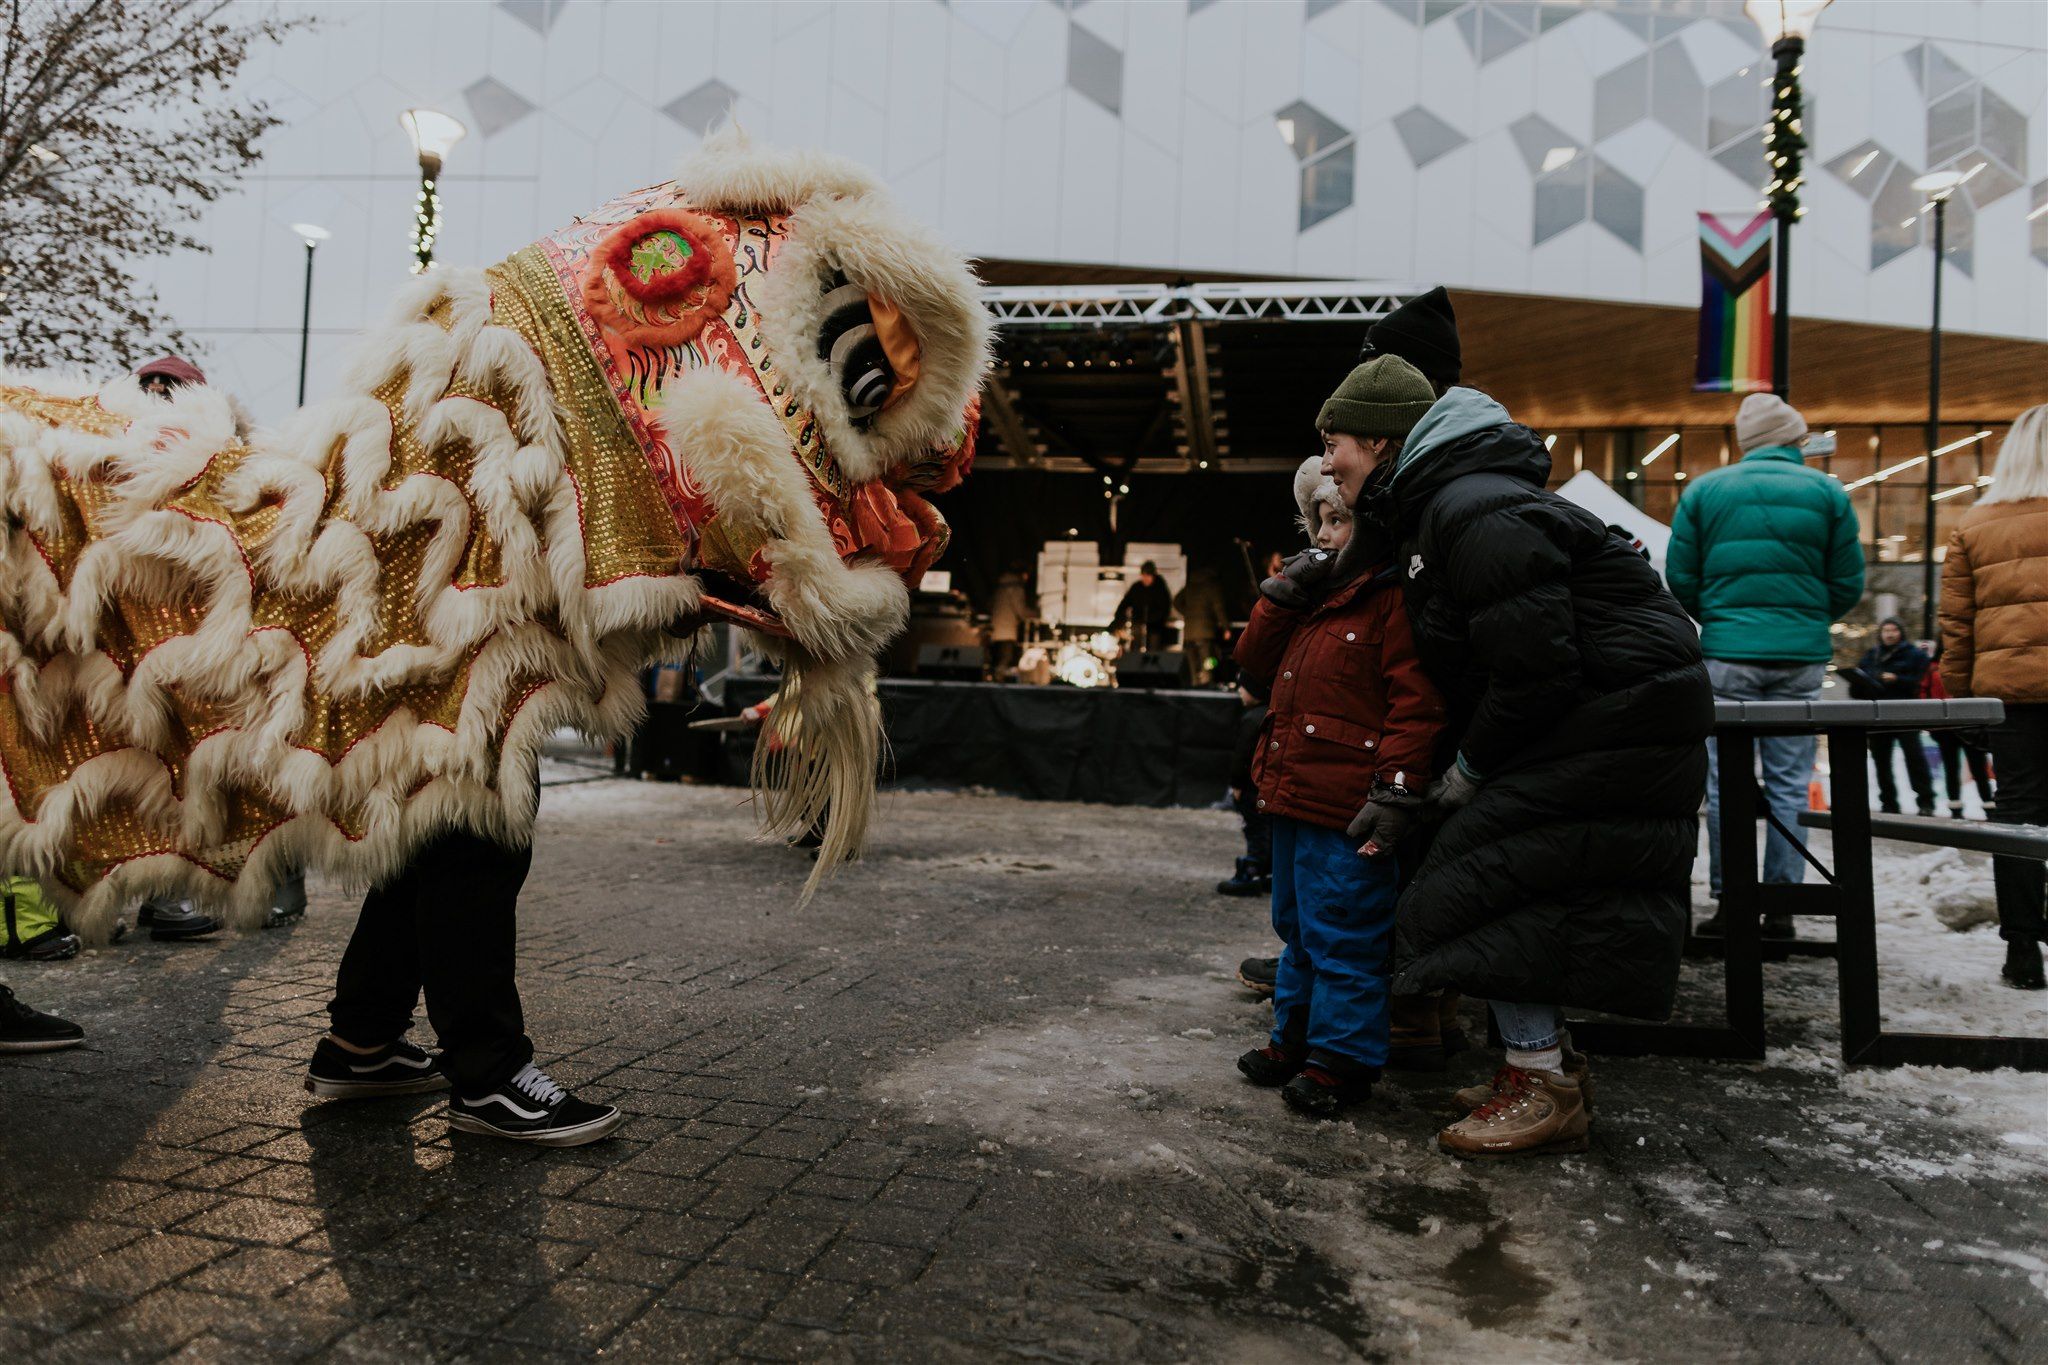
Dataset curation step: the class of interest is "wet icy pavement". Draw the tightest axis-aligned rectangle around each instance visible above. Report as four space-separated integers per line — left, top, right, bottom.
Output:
3 777 2043 1362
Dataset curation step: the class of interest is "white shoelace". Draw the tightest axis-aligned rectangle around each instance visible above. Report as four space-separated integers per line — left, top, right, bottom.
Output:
508 1062 566 1107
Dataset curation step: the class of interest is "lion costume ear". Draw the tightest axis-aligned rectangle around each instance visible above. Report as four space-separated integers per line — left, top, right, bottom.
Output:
580 208 737 362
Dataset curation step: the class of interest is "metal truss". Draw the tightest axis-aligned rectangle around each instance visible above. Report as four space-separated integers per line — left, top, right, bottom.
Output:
981 281 1421 328
980 280 1418 473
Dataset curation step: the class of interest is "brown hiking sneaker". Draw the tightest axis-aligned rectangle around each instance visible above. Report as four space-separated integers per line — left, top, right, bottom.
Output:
1438 1067 1589 1159
1452 1033 1594 1112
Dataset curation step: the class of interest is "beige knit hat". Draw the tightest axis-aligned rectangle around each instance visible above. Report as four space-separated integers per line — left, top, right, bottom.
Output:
1292 454 1344 529
1735 392 1808 453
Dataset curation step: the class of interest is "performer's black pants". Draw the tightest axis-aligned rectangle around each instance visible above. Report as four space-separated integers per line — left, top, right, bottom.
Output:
327 827 534 1095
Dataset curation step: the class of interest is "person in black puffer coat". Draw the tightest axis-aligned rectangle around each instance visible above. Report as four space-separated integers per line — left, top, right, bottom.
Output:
1337 381 1713 1159
1852 618 1938 814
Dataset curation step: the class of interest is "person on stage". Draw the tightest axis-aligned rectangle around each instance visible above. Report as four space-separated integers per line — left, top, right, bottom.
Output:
1113 561 1174 654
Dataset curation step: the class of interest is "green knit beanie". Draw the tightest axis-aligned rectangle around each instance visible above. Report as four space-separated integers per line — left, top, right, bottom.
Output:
1315 355 1437 441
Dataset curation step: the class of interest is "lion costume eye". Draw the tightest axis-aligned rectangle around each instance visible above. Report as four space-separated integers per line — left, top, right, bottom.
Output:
816 273 895 424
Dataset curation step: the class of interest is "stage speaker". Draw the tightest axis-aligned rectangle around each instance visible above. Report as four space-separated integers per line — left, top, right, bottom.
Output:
915 645 986 681
1116 651 1189 689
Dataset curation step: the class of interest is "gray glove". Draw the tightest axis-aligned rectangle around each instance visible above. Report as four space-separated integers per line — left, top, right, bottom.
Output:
1347 781 1423 858
1426 758 1482 812
1259 547 1337 611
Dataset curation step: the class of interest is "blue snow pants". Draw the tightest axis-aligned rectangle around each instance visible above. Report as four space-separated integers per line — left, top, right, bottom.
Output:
1268 815 1398 1069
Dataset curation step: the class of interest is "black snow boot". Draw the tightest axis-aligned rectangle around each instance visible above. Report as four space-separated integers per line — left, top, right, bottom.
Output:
2003 938 2045 991
1236 955 1278 998
1281 1054 1379 1119
1216 858 1271 898
1236 1040 1306 1087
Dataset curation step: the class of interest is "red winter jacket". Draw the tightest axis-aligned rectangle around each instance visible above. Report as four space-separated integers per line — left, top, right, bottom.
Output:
1232 566 1446 832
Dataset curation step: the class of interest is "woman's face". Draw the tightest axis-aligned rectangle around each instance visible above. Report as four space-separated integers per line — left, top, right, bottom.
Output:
1314 501 1354 553
1321 432 1388 506
1879 622 1903 647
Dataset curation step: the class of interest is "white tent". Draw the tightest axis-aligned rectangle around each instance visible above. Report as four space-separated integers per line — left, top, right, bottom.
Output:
1555 471 1673 578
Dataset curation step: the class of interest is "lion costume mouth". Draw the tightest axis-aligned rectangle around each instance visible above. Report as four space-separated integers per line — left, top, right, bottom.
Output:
0 130 988 935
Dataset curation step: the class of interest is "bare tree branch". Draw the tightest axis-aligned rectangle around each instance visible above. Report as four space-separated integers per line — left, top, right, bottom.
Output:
0 0 309 371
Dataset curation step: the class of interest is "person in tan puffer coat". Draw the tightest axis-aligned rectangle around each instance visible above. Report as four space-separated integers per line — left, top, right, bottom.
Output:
1939 403 2048 990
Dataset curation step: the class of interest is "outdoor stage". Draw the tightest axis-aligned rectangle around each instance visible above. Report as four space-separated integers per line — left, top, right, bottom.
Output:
714 676 1241 808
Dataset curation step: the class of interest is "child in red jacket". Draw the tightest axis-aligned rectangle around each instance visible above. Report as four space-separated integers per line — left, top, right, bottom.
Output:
1231 357 1446 1116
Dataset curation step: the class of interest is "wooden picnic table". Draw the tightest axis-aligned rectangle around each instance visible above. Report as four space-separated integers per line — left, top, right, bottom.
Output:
1567 697 2048 1072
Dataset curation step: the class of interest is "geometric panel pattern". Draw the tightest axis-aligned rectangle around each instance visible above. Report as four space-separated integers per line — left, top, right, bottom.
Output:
1276 101 1356 230
1907 43 2028 211
1066 20 1123 116
1825 140 1897 201
2035 182 2048 269
1378 0 1579 62
497 0 571 37
1392 105 1468 168
662 79 739 135
1532 154 1644 251
1509 113 1579 175
463 76 536 140
1709 66 1768 190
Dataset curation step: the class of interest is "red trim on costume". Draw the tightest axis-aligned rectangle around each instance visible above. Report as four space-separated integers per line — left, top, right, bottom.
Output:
579 208 737 356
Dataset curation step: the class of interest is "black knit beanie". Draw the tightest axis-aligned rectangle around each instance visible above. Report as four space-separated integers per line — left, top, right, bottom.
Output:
1359 286 1460 391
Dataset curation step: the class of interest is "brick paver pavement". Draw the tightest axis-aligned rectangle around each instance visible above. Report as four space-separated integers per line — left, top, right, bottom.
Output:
3 763 2043 1361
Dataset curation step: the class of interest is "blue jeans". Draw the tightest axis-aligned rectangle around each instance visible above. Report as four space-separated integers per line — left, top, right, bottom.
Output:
1269 816 1399 1069
1490 1000 1562 1051
1704 659 1827 899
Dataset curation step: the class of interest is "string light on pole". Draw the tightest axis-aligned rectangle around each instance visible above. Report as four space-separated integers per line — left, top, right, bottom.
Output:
399 109 466 274
1744 0 1833 398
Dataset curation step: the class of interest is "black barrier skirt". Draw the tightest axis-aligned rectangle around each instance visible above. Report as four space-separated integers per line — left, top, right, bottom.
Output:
724 677 1238 808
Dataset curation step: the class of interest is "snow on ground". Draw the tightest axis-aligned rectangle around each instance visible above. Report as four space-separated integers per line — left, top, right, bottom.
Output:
1701 820 2048 1176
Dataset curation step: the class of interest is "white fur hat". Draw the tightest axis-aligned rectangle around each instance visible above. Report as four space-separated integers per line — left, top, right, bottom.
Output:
1292 454 1344 529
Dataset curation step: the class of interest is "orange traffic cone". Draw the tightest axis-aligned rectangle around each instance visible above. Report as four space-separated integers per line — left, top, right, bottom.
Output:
1809 777 1829 812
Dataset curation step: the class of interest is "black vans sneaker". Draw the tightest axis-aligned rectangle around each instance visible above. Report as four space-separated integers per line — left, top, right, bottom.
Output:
446 1063 623 1147
305 1036 448 1099
0 985 84 1053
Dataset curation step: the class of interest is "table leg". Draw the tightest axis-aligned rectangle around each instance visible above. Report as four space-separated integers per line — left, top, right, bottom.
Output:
1825 727 1882 1064
1719 730 1766 1054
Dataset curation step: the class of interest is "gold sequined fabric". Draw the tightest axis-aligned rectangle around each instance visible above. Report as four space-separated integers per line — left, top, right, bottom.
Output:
0 258 690 923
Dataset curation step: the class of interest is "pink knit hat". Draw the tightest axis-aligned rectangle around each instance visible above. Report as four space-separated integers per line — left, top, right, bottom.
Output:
134 356 208 388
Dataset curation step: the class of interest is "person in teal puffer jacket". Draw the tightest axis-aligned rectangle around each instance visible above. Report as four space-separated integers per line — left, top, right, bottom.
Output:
1666 392 1864 939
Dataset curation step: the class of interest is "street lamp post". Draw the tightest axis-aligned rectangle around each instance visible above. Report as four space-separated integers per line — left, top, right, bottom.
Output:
399 109 466 273
290 223 330 408
1744 0 1832 399
1912 170 1965 638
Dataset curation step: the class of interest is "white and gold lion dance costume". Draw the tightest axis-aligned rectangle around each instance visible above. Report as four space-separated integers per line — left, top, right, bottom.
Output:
0 132 988 939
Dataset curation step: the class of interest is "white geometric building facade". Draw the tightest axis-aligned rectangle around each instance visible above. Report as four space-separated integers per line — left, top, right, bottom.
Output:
143 0 2047 420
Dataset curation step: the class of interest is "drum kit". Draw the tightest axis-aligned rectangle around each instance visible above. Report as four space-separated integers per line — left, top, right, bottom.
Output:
1017 628 1127 689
